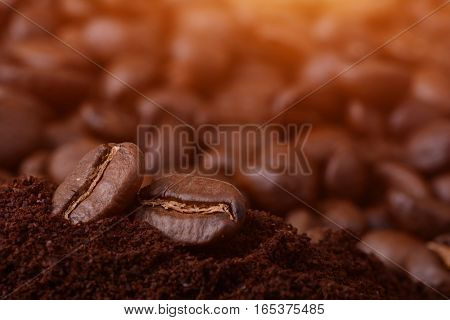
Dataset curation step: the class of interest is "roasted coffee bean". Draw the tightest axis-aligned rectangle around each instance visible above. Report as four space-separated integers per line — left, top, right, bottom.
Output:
404 246 450 287
324 146 367 199
0 63 91 109
346 100 384 137
389 98 443 137
406 121 450 173
0 87 44 169
387 189 450 239
48 138 101 184
364 205 393 230
375 161 430 198
45 114 90 148
432 173 450 204
303 126 352 164
320 199 367 235
19 150 50 178
136 174 247 245
79 102 138 142
338 60 410 108
428 234 450 269
52 143 144 224
285 209 322 235
412 67 450 110
100 54 158 101
359 230 422 269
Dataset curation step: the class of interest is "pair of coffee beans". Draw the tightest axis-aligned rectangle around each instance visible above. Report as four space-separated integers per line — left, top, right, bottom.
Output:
52 143 247 245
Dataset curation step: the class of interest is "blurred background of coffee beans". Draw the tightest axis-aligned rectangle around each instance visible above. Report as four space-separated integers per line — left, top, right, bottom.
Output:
0 0 449 289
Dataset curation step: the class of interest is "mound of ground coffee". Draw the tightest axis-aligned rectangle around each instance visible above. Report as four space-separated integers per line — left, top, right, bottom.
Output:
0 178 439 299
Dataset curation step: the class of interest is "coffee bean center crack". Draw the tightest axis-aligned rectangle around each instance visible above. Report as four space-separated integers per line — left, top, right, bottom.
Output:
62 145 120 220
143 198 233 219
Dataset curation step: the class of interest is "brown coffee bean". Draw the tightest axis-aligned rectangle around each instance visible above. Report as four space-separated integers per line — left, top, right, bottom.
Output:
19 150 50 178
412 67 450 110
6 39 90 71
48 138 101 184
79 102 138 142
0 63 91 109
375 161 430 198
45 115 90 148
285 209 322 235
432 173 450 204
359 230 422 268
346 100 384 136
407 121 450 173
320 199 367 235
0 87 44 169
53 143 144 224
387 189 450 239
364 205 393 230
428 235 450 269
389 98 443 137
404 246 450 287
136 174 247 245
100 54 158 101
324 147 367 199
338 60 410 108
303 126 351 164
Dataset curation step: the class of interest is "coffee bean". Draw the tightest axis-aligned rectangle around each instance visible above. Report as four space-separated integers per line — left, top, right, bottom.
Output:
45 114 90 148
427 235 450 269
338 60 410 108
359 230 422 268
432 173 450 204
285 209 322 235
387 189 450 239
324 147 367 199
303 126 351 164
412 67 450 110
406 121 450 173
52 143 144 224
346 100 384 137
48 138 101 184
375 161 430 198
320 199 367 235
19 150 50 178
79 102 138 142
136 174 247 245
364 205 393 230
404 246 450 287
0 87 44 169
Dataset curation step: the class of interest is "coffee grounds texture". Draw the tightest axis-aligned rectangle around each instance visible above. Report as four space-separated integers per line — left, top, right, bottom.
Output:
0 177 439 299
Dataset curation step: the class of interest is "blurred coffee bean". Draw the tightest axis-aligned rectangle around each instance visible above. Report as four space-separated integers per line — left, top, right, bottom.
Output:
338 60 410 108
364 205 393 230
359 230 422 269
389 98 443 137
412 67 450 110
45 114 90 148
235 146 318 214
303 126 351 164
80 17 157 62
53 143 144 224
79 102 138 142
320 199 367 235
406 121 450 174
375 161 430 198
0 169 11 184
428 234 450 269
48 138 101 184
6 1 58 42
387 189 450 239
19 150 50 178
324 146 367 199
346 100 384 136
404 246 450 287
285 209 322 235
432 173 450 204
58 0 96 19
100 54 158 102
0 87 44 169
6 38 90 71
0 63 91 110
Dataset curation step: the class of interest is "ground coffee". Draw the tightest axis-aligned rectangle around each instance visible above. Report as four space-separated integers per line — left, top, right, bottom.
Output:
0 178 441 299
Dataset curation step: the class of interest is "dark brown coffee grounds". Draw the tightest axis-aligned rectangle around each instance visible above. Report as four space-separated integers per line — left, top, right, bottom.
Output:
0 178 440 299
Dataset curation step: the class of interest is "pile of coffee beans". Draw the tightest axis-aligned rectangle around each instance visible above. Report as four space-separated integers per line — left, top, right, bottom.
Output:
0 0 449 295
